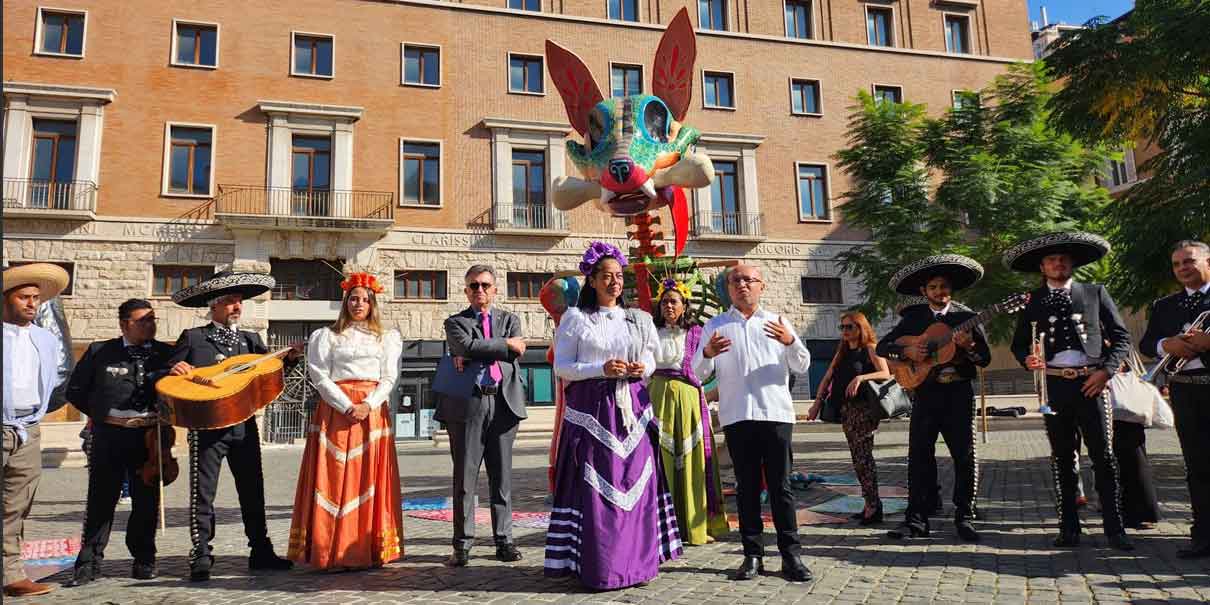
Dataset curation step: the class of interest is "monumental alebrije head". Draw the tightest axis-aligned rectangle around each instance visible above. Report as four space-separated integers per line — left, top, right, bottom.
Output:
545 8 713 255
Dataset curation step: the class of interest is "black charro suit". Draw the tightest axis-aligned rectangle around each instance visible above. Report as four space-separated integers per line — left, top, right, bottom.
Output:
1011 282 1132 539
67 338 172 571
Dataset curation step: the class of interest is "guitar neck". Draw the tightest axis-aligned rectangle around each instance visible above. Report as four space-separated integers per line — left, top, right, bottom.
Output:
211 347 293 381
939 306 1000 345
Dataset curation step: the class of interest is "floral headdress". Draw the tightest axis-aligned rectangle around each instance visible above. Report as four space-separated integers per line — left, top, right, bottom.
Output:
579 241 628 277
340 272 384 294
655 277 692 302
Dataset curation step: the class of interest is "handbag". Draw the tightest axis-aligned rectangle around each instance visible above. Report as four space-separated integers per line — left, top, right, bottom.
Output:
818 380 842 423
859 378 913 420
1106 350 1165 427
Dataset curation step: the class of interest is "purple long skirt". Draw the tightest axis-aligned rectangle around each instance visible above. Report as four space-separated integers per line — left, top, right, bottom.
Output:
544 378 682 589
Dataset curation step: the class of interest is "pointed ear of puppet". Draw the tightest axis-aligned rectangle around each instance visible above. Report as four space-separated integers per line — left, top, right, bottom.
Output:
545 40 604 137
652 8 696 122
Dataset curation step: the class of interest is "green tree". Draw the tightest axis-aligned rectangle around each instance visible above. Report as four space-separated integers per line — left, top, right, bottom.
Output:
1044 0 1210 308
835 63 1113 341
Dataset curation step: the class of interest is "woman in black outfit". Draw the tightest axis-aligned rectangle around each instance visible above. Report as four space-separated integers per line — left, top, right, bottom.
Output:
808 311 891 524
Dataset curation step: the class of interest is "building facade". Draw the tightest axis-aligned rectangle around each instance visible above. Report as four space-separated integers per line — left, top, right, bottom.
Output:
3 0 1031 437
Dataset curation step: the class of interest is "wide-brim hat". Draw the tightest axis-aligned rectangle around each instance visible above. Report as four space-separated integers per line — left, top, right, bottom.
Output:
3 263 70 300
172 271 275 308
889 254 984 296
1002 231 1110 273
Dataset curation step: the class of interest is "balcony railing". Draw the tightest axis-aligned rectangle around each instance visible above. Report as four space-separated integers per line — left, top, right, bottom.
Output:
215 185 394 231
3 179 97 214
693 211 765 239
494 203 569 233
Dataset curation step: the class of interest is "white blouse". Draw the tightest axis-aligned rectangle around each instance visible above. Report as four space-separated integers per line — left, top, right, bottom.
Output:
553 306 657 382
307 326 403 413
654 326 689 370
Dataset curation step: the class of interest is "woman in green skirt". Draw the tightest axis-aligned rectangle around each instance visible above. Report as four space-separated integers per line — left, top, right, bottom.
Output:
648 279 729 544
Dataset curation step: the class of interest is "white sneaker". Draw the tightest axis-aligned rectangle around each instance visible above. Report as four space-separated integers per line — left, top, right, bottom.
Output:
118 496 132 506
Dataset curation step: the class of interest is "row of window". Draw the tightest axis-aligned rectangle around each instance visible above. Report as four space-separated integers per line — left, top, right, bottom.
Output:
24 260 846 305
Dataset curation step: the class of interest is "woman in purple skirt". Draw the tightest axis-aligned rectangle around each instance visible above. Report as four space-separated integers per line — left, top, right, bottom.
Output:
544 242 682 589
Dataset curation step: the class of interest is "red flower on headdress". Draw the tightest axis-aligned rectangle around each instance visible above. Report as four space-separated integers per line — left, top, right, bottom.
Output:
340 272 384 294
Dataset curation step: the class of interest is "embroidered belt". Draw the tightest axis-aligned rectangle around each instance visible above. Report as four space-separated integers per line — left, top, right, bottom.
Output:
935 373 969 384
1045 366 1096 379
1169 373 1210 385
103 415 159 428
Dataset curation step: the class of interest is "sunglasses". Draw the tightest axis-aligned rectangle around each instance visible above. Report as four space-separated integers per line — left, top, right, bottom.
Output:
838 324 857 331
465 282 494 291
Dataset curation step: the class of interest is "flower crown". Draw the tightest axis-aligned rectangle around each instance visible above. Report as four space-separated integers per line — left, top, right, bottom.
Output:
340 272 384 294
579 241 628 277
655 278 692 302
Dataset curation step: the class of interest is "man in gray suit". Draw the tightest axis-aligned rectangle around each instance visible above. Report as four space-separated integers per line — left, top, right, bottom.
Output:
435 264 528 566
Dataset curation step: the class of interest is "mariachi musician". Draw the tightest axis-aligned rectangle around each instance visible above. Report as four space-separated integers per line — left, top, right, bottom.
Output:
65 299 174 587
878 254 990 543
167 271 300 581
1006 232 1134 551
1140 239 1210 558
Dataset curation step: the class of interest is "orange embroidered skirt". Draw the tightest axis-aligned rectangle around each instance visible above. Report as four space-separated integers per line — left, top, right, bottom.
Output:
288 380 404 569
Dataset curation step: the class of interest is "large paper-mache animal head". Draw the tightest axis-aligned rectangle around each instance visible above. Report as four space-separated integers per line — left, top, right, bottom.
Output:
545 8 713 254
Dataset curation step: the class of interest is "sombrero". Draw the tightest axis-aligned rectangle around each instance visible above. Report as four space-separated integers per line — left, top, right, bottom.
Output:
3 263 70 300
171 271 275 308
889 254 984 296
1002 232 1110 273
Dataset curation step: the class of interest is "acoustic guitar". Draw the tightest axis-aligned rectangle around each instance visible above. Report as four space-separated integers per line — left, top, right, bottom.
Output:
156 349 291 430
888 293 1030 390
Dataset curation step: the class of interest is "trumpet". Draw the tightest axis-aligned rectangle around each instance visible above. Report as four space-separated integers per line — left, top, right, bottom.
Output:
1031 321 1053 414
1144 310 1210 383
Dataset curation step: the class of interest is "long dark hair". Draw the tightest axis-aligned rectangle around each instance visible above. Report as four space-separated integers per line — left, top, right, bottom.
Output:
652 289 692 329
576 256 628 311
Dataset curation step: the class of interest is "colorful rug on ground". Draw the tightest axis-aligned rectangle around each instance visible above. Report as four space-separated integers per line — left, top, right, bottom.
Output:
823 485 910 498
406 509 552 529
726 509 850 529
808 495 910 516
22 537 79 581
402 496 453 510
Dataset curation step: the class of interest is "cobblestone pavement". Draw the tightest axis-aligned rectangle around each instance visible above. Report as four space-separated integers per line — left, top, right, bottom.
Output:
17 421 1210 604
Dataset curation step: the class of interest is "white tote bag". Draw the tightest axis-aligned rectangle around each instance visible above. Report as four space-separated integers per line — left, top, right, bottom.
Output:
1106 350 1166 427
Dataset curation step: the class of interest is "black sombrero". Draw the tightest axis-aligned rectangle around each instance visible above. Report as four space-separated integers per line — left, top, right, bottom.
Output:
1001 232 1110 273
171 271 275 308
889 254 984 296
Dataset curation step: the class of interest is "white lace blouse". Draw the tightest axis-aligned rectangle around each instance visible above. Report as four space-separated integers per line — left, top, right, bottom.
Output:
654 327 689 370
553 306 657 382
307 326 403 413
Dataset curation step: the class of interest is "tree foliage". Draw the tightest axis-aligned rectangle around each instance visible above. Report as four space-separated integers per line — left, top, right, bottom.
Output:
835 63 1113 342
1044 0 1210 308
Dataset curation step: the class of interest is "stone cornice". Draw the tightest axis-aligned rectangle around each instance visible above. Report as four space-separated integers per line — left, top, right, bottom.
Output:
2 82 116 103
256 100 364 121
699 132 767 147
480 117 573 134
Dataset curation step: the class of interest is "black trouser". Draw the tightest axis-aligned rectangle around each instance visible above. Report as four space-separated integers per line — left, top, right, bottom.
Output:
1042 376 1123 536
905 380 978 527
445 392 520 550
1113 419 1159 526
724 420 800 557
1171 378 1210 544
74 422 159 567
188 418 271 560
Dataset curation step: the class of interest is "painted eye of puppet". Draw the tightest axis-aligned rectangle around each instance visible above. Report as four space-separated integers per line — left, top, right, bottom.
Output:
587 109 608 152
641 100 671 144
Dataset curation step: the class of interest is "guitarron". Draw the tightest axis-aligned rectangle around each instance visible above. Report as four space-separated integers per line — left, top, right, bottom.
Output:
888 293 1030 390
156 350 289 430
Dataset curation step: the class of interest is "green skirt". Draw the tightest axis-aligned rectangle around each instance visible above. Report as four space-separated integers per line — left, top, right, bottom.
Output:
648 375 729 544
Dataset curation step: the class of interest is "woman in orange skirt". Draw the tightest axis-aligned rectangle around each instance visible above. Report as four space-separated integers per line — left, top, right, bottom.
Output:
288 273 404 570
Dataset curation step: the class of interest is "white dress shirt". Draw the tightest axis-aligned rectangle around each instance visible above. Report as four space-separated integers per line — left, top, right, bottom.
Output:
1158 282 1210 371
692 307 810 427
307 326 403 413
553 306 657 429
654 327 689 370
3 322 43 415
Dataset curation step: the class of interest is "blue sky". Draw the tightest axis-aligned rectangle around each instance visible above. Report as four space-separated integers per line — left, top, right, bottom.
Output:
1027 0 1135 27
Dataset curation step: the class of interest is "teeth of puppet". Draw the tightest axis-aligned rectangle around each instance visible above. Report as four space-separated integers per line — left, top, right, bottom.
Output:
599 188 616 205
639 179 657 199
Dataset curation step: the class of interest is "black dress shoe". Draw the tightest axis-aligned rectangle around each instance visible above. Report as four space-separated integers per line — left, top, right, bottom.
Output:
733 556 763 581
955 520 981 543
447 549 469 567
1107 533 1134 551
859 501 884 526
248 548 293 571
887 521 929 540
189 555 214 582
1053 531 1081 547
64 563 98 588
781 555 813 582
131 560 157 580
495 544 523 562
1176 541 1210 559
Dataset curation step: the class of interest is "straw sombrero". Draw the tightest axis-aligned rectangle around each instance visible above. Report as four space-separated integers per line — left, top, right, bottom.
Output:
889 254 984 296
3 263 70 300
1002 232 1110 273
171 271 275 308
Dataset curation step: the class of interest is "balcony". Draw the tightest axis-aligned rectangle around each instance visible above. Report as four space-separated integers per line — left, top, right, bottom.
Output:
693 211 766 242
2 179 97 220
214 185 394 232
493 203 569 236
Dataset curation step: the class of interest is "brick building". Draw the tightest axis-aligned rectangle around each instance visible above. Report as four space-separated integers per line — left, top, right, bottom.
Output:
3 0 1031 438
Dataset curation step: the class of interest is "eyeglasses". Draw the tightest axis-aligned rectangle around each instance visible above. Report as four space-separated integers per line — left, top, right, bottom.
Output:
838 324 857 331
729 277 762 287
465 282 494 291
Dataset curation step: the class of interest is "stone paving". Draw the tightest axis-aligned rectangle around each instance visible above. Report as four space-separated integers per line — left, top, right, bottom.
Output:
16 421 1210 604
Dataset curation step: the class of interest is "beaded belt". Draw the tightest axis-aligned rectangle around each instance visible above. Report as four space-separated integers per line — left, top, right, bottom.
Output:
103 415 159 428
1169 373 1210 385
1045 366 1096 379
